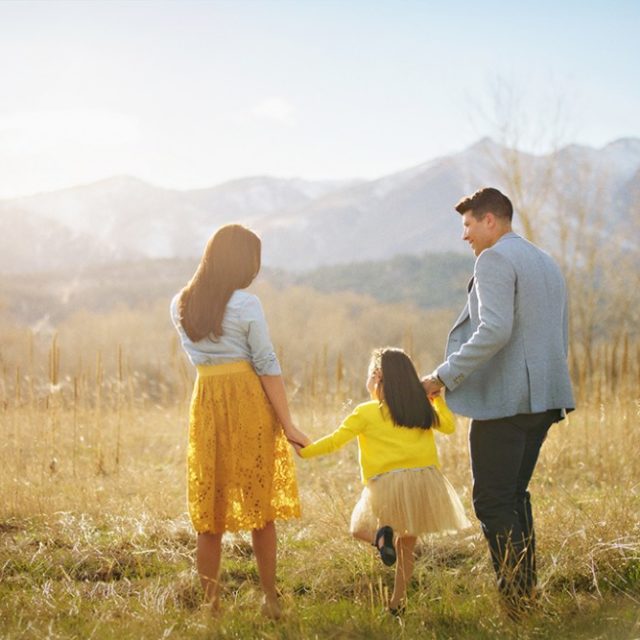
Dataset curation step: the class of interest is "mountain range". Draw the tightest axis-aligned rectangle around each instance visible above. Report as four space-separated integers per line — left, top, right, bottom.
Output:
1 137 639 274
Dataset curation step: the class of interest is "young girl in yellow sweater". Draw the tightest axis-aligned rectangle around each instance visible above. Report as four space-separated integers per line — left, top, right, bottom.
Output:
300 347 469 614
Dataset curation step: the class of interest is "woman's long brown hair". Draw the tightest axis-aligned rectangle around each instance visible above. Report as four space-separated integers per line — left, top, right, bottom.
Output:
178 224 261 342
372 347 438 429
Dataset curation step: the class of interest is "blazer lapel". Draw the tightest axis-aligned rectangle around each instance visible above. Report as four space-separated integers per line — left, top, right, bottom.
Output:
451 302 470 331
450 276 473 331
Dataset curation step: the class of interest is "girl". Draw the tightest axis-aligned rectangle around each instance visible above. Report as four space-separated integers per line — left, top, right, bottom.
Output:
170 224 310 618
299 347 469 614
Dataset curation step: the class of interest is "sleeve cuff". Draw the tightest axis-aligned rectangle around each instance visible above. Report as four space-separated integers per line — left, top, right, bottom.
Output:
253 354 282 376
436 363 463 391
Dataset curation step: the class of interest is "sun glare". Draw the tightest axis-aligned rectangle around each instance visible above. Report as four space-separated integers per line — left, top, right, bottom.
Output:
0 109 140 154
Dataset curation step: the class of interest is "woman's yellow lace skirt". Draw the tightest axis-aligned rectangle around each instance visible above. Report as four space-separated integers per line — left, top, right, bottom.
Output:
188 361 301 534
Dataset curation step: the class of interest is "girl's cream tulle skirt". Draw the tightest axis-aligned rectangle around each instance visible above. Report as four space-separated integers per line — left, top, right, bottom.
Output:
350 466 471 539
188 361 300 534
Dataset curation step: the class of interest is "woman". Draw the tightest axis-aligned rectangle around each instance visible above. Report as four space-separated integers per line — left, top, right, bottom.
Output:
170 224 309 618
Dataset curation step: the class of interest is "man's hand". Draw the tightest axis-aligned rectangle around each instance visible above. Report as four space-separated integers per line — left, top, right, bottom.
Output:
422 373 445 399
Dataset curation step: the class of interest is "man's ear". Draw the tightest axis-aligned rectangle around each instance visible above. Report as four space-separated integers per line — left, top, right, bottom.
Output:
484 212 496 228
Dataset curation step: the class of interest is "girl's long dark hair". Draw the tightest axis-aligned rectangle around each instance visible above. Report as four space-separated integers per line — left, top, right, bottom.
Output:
374 347 438 429
178 224 261 342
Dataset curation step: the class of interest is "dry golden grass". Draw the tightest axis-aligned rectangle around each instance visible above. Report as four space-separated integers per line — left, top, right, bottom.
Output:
0 301 639 638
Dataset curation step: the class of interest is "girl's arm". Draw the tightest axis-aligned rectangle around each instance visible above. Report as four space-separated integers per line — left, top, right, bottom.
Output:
432 395 456 434
259 374 311 449
299 407 366 459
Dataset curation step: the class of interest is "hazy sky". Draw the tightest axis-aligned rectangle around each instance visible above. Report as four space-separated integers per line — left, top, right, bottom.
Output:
0 0 638 198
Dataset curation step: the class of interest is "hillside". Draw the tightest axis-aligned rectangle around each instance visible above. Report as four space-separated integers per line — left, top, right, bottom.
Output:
278 252 473 309
1 137 639 273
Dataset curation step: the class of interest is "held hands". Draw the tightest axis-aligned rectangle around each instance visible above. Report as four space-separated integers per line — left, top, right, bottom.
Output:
422 373 445 400
283 424 311 457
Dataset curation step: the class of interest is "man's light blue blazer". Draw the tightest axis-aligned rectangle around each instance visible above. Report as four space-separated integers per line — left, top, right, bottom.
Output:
436 232 575 421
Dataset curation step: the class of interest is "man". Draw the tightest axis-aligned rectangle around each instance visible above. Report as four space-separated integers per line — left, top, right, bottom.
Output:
423 187 574 616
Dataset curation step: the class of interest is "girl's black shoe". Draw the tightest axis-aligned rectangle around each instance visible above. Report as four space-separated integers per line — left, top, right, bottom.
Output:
374 526 396 566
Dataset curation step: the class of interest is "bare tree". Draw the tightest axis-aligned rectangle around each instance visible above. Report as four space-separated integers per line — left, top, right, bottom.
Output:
471 75 570 243
472 77 640 387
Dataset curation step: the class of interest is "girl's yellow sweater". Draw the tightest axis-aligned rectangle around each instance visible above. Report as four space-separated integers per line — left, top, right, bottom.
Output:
300 396 455 483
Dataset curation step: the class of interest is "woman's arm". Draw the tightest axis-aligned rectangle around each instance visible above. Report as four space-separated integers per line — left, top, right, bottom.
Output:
243 295 309 450
259 374 311 450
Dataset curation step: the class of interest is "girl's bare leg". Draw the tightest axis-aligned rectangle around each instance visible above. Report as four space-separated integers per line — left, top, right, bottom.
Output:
252 521 281 618
351 528 376 544
390 536 417 610
197 532 223 612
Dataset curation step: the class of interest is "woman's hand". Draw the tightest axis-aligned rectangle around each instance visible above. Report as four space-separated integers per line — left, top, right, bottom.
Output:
284 424 311 456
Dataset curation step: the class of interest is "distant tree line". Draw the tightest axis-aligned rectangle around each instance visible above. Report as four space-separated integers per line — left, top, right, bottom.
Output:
267 251 474 311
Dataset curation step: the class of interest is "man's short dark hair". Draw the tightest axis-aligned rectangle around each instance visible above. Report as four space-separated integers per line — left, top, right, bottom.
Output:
455 187 513 221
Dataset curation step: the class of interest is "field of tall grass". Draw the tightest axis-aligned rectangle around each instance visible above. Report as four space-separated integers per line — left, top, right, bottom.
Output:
1 294 639 639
